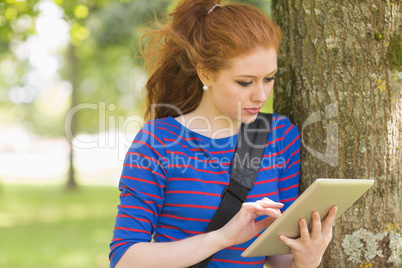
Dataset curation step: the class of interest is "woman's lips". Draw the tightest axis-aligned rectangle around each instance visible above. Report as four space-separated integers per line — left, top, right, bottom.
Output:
243 107 261 114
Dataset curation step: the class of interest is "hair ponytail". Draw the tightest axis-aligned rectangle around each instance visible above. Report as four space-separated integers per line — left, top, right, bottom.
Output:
140 0 281 121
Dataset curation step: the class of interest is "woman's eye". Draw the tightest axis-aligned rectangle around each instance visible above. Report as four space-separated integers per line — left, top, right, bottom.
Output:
237 77 274 87
237 81 253 87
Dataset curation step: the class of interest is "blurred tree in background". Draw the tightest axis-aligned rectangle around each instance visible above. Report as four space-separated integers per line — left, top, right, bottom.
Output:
0 0 273 188
55 0 172 189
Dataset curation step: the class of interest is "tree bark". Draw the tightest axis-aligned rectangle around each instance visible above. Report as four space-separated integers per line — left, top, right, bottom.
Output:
66 44 79 191
272 0 401 267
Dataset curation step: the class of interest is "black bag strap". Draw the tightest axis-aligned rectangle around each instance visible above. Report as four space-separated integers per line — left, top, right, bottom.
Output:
190 112 272 268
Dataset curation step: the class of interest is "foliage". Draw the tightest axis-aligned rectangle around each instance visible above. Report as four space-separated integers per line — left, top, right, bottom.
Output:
0 0 39 134
0 0 38 52
55 0 171 134
1 0 273 136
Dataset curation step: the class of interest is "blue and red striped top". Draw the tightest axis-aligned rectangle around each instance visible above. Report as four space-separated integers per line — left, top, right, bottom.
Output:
110 113 300 267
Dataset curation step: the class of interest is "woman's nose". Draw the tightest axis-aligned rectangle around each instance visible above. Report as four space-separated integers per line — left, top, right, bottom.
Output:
251 82 270 103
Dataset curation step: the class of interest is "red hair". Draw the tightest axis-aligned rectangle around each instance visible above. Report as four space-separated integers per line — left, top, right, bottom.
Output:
140 0 282 120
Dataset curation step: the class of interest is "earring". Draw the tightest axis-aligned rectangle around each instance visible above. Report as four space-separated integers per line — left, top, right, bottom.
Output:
203 85 208 91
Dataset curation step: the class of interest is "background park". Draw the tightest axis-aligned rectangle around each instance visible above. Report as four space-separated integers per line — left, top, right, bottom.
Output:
0 0 400 267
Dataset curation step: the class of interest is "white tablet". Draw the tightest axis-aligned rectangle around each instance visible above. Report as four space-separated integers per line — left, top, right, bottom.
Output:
241 178 374 257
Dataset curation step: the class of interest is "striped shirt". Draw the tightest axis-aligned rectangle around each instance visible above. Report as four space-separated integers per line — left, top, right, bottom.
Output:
110 113 300 267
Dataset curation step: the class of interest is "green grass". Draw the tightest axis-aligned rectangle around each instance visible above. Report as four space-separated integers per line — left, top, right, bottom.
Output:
0 184 120 268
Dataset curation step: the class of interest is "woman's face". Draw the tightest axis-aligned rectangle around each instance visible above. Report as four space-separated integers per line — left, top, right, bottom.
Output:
203 46 278 125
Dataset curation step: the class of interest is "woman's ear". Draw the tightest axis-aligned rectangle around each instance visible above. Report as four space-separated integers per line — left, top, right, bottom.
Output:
196 64 213 87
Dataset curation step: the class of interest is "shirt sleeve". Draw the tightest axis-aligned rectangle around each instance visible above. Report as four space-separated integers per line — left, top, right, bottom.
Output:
277 117 300 211
109 121 168 268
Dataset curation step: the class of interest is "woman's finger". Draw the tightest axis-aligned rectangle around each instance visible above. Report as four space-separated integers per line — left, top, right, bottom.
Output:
299 218 310 241
243 200 283 212
322 206 337 232
256 199 284 209
256 207 282 218
255 216 276 233
311 211 322 240
279 234 297 250
242 202 264 213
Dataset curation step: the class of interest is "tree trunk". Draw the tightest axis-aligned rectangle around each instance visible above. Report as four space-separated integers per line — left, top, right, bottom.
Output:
66 44 79 191
272 0 401 267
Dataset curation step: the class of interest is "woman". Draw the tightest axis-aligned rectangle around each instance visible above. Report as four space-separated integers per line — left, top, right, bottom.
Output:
109 0 337 267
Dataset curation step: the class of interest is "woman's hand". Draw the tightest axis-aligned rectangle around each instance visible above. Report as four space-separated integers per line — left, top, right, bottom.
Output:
279 206 338 268
217 198 284 248
115 198 283 268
